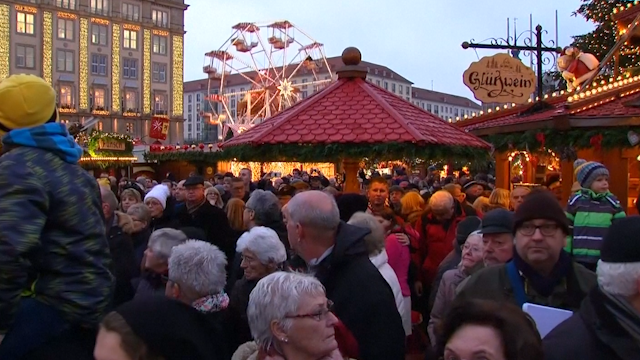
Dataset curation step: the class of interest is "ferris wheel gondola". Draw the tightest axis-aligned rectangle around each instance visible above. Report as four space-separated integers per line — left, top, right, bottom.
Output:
202 21 332 139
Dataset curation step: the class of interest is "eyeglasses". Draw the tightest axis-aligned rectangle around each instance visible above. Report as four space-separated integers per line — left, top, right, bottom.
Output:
240 254 258 264
284 300 334 321
460 243 483 254
518 223 559 236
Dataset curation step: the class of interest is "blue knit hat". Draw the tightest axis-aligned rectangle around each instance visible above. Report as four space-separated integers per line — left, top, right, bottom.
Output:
574 159 609 189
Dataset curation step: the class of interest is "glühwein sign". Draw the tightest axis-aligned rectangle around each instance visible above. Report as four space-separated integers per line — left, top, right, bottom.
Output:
463 53 537 104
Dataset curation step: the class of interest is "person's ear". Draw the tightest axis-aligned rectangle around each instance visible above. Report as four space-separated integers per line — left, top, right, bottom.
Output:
270 320 288 343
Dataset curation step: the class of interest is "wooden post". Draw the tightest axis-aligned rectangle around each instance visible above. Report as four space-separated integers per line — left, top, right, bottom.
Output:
494 152 510 190
560 159 574 205
342 158 361 193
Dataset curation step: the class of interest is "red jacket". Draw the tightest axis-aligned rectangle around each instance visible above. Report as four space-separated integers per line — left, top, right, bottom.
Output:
414 201 474 286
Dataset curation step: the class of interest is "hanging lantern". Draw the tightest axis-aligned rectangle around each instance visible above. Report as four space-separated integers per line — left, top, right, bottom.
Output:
183 144 189 150
167 145 174 151
208 144 214 149
199 143 205 150
191 144 197 150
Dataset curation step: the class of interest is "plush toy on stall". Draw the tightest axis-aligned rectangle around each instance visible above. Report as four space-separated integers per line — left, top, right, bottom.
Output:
557 46 600 91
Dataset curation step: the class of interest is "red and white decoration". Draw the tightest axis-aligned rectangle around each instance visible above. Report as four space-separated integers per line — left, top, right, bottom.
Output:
557 46 600 91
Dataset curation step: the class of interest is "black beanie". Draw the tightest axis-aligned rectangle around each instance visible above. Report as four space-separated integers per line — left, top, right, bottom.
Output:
116 297 221 360
336 193 369 222
456 216 481 246
513 190 569 235
601 216 640 263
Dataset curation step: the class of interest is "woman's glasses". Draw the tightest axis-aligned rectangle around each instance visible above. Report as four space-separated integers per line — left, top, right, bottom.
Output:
285 300 334 321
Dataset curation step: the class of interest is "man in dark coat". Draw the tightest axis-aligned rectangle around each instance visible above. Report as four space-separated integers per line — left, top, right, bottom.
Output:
283 191 405 360
175 176 233 256
543 216 640 360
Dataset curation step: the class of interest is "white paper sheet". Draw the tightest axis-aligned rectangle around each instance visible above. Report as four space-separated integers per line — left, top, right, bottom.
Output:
522 302 573 338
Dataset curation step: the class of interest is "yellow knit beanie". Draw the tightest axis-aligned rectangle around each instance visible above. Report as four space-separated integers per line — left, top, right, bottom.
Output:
0 74 58 136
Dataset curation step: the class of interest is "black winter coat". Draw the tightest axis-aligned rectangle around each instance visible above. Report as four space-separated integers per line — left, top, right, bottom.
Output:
107 220 137 307
314 222 406 360
543 287 640 360
175 201 233 255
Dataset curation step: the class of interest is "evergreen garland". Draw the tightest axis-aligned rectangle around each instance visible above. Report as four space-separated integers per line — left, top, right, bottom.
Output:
483 127 640 152
144 142 489 164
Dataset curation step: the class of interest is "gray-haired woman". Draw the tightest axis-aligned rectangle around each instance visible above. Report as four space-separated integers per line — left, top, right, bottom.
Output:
134 228 187 298
228 226 287 351
244 272 342 360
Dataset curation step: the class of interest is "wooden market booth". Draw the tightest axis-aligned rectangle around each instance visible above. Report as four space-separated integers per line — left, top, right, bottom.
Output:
220 47 490 192
457 81 640 214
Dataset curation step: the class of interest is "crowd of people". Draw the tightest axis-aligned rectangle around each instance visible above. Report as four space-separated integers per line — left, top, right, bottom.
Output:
0 74 639 360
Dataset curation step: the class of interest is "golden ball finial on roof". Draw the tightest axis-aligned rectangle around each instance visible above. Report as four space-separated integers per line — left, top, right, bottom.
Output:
342 47 361 66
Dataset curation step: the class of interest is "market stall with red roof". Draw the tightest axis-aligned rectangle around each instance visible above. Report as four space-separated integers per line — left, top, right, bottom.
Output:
221 47 490 192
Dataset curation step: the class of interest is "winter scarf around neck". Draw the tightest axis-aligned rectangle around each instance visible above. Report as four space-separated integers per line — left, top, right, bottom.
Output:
2 122 83 164
512 249 573 297
192 292 229 313
602 289 640 345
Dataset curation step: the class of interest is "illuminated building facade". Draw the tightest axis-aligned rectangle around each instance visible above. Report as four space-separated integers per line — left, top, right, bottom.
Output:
2 0 187 143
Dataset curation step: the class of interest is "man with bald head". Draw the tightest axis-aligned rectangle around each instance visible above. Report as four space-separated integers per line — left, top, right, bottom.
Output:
283 191 405 360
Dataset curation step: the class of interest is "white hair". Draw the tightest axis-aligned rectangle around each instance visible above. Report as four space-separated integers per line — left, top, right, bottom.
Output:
236 226 287 265
168 240 227 296
597 261 640 297
347 212 385 256
247 272 325 351
246 190 282 226
429 190 454 210
148 228 188 260
286 190 340 231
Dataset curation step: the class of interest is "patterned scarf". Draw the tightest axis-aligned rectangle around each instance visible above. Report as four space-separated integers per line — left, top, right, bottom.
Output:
191 292 229 313
2 122 83 163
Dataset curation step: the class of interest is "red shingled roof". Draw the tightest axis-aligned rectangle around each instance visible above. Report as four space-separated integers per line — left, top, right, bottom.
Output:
458 80 640 132
222 75 490 148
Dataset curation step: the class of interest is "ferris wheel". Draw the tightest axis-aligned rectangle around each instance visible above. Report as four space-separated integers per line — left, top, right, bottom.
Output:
203 21 332 139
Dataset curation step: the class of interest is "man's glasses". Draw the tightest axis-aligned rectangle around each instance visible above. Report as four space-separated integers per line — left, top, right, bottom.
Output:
518 223 559 236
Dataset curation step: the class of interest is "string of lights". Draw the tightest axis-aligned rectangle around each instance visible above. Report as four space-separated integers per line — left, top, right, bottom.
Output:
79 18 89 109
0 5 9 79
172 35 183 117
143 29 152 114
111 23 121 113
42 11 53 84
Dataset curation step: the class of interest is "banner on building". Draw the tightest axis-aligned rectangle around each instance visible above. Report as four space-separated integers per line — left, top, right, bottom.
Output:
150 117 170 140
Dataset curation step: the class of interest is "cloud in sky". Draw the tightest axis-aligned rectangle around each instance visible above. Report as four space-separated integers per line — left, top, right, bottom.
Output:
183 0 594 100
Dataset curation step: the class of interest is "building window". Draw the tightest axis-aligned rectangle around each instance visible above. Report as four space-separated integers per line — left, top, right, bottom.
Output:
152 62 166 83
125 122 134 133
187 114 192 121
399 86 403 95
406 86 410 94
121 3 139 21
90 0 109 16
122 58 137 78
375 80 380 86
427 104 432 112
187 104 192 112
56 0 76 9
123 29 137 50
152 35 167 55
454 108 459 116
91 24 108 45
124 90 137 112
91 54 108 75
196 93 201 102
392 83 396 92
58 84 73 107
154 93 166 114
92 88 106 109
384 81 388 90
152 10 168 28
56 49 74 72
196 122 200 131
188 94 192 103
57 18 74 40
187 123 192 132
15 45 35 69
16 12 35 35
302 91 308 99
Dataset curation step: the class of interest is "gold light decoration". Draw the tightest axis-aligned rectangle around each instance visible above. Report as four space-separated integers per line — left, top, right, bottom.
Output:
0 5 9 79
111 23 121 112
172 35 184 117
302 163 336 177
15 5 37 13
152 29 169 36
143 29 151 114
42 11 53 84
58 12 77 19
79 18 89 109
123 24 140 31
91 18 109 25
230 162 262 181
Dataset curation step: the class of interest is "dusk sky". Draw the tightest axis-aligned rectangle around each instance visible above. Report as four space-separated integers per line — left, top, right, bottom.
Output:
183 0 594 102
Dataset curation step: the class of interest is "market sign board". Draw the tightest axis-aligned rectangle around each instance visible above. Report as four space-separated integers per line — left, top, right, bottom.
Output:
463 53 537 104
98 139 126 151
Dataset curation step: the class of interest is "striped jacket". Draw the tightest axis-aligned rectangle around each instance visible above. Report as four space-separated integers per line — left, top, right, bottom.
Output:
565 189 626 264
0 123 114 334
